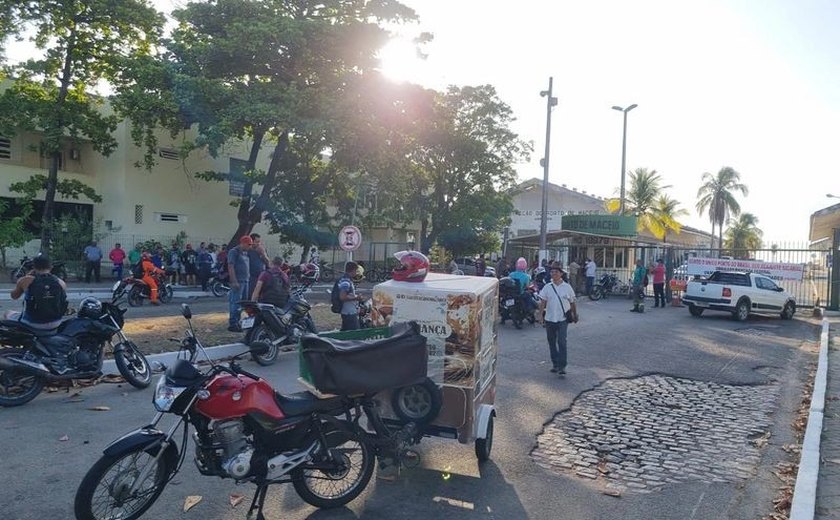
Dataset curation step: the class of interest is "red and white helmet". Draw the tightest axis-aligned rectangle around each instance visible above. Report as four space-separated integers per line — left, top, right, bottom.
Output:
515 257 528 271
300 263 320 282
392 250 429 283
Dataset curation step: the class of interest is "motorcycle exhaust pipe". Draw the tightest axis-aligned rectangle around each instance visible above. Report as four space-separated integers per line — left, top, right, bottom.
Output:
0 356 100 381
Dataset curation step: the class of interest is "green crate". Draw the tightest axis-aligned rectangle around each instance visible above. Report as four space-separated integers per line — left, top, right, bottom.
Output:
298 326 394 387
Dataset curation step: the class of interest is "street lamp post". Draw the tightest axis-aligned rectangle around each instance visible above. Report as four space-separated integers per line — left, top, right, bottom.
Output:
612 104 638 215
827 193 840 200
539 77 558 264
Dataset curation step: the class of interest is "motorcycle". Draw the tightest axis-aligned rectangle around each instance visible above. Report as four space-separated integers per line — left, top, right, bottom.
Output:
239 284 317 366
112 273 174 307
0 300 152 407
10 254 68 282
498 277 537 329
358 298 373 329
589 272 631 301
73 305 438 520
208 265 230 297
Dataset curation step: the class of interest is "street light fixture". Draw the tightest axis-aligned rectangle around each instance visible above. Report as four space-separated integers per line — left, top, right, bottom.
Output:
538 77 559 264
827 193 840 199
612 103 638 215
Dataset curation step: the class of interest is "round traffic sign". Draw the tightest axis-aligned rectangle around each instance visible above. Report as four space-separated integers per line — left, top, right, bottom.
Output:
339 225 362 252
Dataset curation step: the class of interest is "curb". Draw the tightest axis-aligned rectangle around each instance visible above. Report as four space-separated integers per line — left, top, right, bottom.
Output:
0 291 216 302
790 318 830 520
101 342 249 375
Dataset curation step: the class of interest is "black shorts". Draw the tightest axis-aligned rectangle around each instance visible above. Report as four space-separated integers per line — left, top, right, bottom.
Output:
185 264 197 275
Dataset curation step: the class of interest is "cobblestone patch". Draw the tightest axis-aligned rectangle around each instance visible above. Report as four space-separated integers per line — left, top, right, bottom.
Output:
531 375 779 493
734 327 780 337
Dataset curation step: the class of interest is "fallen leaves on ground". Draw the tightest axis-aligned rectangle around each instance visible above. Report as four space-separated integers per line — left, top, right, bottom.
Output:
87 406 110 412
229 494 245 508
183 495 202 512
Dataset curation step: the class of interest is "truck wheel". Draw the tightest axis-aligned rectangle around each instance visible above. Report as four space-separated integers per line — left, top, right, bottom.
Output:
733 298 750 321
781 301 796 320
688 304 704 317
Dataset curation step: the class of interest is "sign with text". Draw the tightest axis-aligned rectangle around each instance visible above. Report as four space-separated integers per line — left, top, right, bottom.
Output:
561 214 637 237
686 257 804 281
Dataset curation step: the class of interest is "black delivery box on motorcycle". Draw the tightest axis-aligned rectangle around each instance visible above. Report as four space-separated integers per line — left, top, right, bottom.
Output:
300 321 428 395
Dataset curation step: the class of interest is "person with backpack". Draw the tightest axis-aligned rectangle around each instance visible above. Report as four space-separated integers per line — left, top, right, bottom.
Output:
631 258 648 313
251 256 291 307
8 255 68 329
332 261 365 331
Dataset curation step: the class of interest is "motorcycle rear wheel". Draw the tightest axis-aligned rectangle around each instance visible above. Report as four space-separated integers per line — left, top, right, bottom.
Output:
74 443 171 520
589 286 604 301
113 342 152 389
127 286 144 307
247 324 280 366
211 280 229 297
292 428 374 509
0 348 45 407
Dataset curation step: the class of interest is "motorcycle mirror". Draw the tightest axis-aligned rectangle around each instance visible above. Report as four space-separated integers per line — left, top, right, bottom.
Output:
181 303 192 320
249 341 270 355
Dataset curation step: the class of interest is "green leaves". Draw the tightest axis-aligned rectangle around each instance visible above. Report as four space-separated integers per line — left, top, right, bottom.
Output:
10 175 102 203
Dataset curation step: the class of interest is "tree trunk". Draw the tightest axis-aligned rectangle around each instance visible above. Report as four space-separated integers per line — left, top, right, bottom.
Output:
40 25 77 254
419 216 431 254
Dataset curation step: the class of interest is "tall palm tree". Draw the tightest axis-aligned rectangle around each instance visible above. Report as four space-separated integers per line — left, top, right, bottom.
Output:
650 195 689 242
606 168 671 236
695 166 749 251
723 213 763 258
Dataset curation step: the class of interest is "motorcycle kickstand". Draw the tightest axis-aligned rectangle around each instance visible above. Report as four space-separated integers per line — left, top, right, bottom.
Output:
246 483 269 520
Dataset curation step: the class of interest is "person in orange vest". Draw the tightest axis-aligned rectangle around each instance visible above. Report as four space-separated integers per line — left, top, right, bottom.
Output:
141 252 164 305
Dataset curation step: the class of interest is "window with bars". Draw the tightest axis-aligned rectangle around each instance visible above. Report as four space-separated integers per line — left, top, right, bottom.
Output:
135 205 143 224
0 136 10 160
158 148 180 160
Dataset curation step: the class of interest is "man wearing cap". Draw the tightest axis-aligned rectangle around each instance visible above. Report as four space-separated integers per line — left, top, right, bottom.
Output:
227 236 254 332
537 262 578 376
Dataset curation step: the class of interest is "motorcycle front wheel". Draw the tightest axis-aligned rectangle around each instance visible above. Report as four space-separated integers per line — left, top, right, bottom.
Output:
211 280 229 297
127 286 144 307
159 285 174 304
113 342 152 389
292 428 374 509
247 324 279 366
0 348 45 407
589 286 604 301
74 443 172 520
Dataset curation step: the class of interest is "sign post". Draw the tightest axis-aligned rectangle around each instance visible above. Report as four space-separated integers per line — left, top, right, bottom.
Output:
339 225 362 263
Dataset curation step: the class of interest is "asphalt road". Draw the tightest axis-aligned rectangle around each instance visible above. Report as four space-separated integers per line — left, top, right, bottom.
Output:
0 298 820 520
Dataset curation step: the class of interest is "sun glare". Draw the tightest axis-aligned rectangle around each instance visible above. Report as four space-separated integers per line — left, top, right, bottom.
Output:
377 39 424 83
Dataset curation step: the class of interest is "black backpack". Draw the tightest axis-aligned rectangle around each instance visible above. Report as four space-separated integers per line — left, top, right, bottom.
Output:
24 274 68 323
131 262 144 279
330 279 343 313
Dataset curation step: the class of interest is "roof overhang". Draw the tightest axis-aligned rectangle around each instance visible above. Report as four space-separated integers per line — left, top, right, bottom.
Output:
509 229 664 247
809 203 840 243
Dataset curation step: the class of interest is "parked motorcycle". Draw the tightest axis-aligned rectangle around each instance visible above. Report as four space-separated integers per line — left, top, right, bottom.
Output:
208 265 230 297
0 298 152 407
73 306 437 520
498 277 537 329
112 273 174 307
10 254 68 282
239 285 317 366
589 272 631 301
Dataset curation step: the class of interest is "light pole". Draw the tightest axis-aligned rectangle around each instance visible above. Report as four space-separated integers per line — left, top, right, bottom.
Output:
827 193 840 200
612 104 638 215
539 77 558 264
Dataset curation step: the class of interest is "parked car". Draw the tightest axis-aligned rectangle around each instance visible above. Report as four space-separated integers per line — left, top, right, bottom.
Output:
453 257 496 277
682 270 796 321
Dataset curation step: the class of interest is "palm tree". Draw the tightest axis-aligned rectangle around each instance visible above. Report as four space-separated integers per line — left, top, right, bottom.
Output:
695 166 749 252
606 168 671 236
723 213 763 258
650 195 689 242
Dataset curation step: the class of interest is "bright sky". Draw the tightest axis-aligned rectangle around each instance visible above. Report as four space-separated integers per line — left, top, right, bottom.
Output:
382 0 840 242
7 0 838 242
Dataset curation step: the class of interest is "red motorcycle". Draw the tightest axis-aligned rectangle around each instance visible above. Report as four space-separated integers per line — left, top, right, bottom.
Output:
74 305 438 520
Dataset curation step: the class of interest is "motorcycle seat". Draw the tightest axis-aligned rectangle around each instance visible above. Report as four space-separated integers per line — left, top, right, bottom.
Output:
0 319 60 337
274 391 343 417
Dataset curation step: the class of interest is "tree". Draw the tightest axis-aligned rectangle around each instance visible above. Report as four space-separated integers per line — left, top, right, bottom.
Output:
650 195 688 243
117 0 417 247
0 201 33 268
606 168 671 237
0 0 163 253
438 228 500 258
723 213 763 258
695 167 749 252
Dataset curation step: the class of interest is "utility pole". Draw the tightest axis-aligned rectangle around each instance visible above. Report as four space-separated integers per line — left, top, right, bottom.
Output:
539 77 558 264
612 104 638 214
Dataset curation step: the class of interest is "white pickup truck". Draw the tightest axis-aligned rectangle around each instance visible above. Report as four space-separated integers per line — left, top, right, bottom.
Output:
682 271 796 321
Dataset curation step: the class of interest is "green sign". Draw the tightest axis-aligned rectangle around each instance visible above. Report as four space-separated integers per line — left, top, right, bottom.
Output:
561 214 637 237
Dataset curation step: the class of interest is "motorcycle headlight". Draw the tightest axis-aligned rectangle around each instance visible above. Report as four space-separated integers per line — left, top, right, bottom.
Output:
153 376 187 412
112 281 121 292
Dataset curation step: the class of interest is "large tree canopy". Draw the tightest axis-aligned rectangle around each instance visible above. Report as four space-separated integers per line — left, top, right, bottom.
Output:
0 0 163 252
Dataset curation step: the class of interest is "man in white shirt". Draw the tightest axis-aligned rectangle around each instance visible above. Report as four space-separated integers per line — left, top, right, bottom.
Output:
584 257 597 296
538 262 578 376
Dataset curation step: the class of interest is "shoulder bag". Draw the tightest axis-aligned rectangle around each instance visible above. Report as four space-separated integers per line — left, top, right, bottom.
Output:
549 283 577 323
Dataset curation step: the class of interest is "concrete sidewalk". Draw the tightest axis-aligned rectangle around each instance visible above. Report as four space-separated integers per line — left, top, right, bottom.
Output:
816 322 840 519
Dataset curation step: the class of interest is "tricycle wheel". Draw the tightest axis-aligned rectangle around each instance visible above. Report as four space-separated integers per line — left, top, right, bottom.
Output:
391 378 442 425
475 413 494 463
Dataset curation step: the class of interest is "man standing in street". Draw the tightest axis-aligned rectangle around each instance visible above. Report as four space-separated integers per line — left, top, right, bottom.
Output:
128 243 143 271
568 258 581 293
631 258 648 313
248 233 271 292
537 263 577 376
109 243 126 280
338 261 365 331
82 240 103 283
180 244 198 286
227 236 254 332
652 258 666 308
475 254 487 277
584 257 597 296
